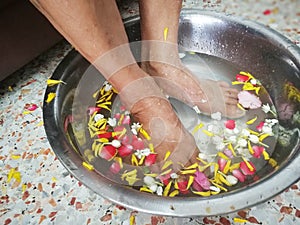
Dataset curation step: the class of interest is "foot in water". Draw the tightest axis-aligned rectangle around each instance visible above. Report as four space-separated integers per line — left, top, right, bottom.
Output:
141 60 245 119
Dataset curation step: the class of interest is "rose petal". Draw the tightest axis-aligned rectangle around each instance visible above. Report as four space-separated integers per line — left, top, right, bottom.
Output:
97 132 112 139
118 145 133 157
238 91 262 109
87 107 101 115
236 74 250 82
131 137 145 150
99 145 117 161
109 161 121 174
177 180 189 194
240 161 256 175
218 158 227 172
256 121 265 132
232 169 246 182
194 170 210 190
225 120 236 130
122 115 131 125
144 154 157 166
252 145 265 158
25 103 38 111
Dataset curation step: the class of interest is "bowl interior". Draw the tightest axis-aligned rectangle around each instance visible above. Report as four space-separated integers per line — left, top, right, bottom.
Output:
44 10 300 217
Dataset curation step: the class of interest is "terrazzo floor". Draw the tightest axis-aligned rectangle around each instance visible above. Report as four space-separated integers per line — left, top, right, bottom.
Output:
1 0 300 224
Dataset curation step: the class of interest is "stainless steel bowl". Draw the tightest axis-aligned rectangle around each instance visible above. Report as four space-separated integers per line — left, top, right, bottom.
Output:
43 9 300 217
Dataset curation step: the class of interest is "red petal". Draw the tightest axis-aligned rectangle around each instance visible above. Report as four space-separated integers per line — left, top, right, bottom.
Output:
240 161 256 175
232 169 246 182
225 120 236 130
144 154 157 166
109 161 121 174
263 9 272 15
177 180 189 194
159 174 171 186
97 132 112 139
236 74 250 82
256 121 264 132
118 145 133 157
99 145 117 161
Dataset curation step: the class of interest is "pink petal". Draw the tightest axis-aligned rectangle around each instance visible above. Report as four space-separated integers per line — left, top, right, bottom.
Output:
236 74 250 82
120 105 127 111
118 144 133 157
240 161 256 175
25 103 38 111
238 91 262 109
159 173 171 186
144 154 157 166
223 149 234 158
218 158 227 172
131 136 145 150
122 115 131 125
232 169 246 182
64 115 74 132
252 145 265 158
225 120 236 130
121 135 131 145
87 106 101 115
194 170 210 190
256 121 265 132
109 161 121 174
99 145 117 161
114 113 121 119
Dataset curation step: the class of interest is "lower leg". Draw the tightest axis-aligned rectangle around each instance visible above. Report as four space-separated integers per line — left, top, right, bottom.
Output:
139 0 244 118
31 0 198 168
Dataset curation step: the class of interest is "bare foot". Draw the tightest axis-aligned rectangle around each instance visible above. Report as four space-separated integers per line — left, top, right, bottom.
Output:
142 61 245 119
117 73 199 172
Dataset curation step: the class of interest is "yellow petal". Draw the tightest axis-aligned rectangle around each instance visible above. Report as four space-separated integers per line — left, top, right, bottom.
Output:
269 158 278 167
242 157 255 171
164 151 171 161
131 154 139 166
192 191 211 197
140 186 153 193
192 122 204 134
262 150 270 160
82 161 94 171
164 27 169 41
259 133 270 142
246 116 258 125
161 160 173 171
223 160 231 174
186 175 195 190
139 127 151 140
202 130 214 137
180 169 196 175
46 92 56 103
47 79 66 86
217 152 229 160
129 215 135 225
163 180 173 196
227 143 237 157
169 190 179 197
184 163 199 170
248 141 254 154
233 218 249 223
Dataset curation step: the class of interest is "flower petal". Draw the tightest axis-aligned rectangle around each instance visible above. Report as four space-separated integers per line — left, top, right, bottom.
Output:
144 154 157 166
99 145 117 161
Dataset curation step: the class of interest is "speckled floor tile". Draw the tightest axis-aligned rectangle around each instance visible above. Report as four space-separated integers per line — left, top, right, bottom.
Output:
1 1 299 225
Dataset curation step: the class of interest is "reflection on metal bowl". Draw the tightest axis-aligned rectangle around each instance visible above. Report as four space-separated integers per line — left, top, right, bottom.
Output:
43 10 300 217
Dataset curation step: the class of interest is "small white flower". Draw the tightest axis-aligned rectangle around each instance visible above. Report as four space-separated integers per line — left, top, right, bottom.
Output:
111 140 121 148
170 173 178 179
94 113 104 122
210 186 221 192
193 105 201 114
211 112 222 121
149 184 158 192
144 176 155 186
238 138 247 147
107 117 117 127
216 142 226 150
103 81 112 92
178 52 186 59
131 122 141 135
262 125 273 135
241 129 250 137
156 186 163 196
226 175 238 185
212 136 223 145
228 136 237 143
250 79 257 85
141 148 151 156
262 103 271 114
249 134 259 143
233 128 240 134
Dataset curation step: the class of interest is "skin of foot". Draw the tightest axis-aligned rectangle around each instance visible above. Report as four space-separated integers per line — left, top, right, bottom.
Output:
30 0 200 173
139 0 244 119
